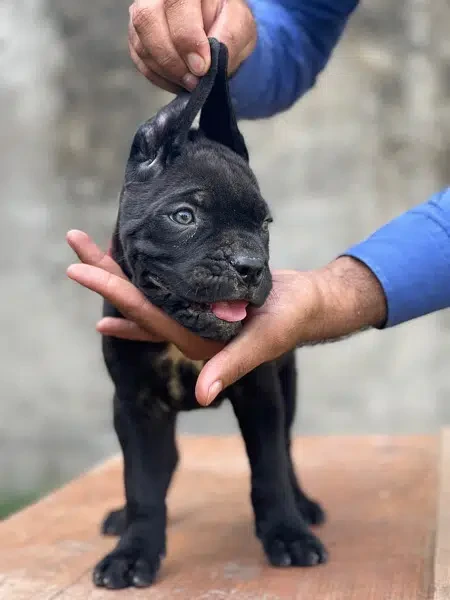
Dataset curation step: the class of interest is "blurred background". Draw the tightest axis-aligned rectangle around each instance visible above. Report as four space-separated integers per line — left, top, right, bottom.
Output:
0 0 449 515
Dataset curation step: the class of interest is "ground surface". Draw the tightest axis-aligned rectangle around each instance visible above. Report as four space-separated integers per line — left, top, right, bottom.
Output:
0 434 439 599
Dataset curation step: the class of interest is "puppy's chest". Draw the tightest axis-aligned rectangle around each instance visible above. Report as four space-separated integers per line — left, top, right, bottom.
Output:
138 344 221 414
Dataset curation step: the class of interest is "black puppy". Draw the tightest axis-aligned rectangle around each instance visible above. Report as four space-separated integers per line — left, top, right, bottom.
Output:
94 39 327 590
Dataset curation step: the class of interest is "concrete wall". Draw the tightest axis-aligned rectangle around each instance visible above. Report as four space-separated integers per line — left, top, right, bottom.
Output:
0 0 449 493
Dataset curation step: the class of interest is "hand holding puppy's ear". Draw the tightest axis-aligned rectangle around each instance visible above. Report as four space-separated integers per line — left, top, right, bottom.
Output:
127 38 248 183
128 0 256 93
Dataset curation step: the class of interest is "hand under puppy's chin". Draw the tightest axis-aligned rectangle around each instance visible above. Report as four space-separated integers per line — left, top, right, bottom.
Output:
175 309 243 342
142 288 244 342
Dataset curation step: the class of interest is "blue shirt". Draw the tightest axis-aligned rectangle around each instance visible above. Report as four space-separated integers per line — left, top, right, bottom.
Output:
229 0 450 327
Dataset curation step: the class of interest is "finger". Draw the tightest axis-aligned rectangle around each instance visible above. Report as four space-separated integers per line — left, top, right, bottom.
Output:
67 263 217 356
201 0 221 31
66 230 127 279
67 263 172 328
208 1 256 74
195 325 271 406
128 29 152 77
128 17 190 91
231 37 256 74
131 1 197 89
96 317 165 342
129 39 182 93
68 262 225 361
165 0 210 76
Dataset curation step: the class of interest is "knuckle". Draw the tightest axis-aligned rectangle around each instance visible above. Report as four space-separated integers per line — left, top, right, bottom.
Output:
171 25 195 47
155 50 184 74
164 0 192 17
172 26 208 54
96 250 108 269
164 0 182 10
133 295 150 317
131 3 158 30
103 272 117 297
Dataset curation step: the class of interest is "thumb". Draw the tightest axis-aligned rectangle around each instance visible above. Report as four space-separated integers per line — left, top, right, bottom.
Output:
207 1 256 75
195 324 272 406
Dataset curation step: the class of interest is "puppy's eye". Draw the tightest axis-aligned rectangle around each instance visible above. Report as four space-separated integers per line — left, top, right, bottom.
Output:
171 209 195 225
262 218 272 232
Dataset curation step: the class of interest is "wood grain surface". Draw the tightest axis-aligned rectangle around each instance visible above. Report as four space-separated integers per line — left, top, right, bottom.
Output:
433 429 450 600
0 434 438 599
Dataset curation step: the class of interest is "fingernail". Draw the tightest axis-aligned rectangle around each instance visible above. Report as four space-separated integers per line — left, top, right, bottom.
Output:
67 263 82 277
206 380 223 406
182 72 199 91
186 52 206 75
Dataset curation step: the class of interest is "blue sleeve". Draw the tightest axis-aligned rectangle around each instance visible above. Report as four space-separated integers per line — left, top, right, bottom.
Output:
229 0 359 119
344 188 450 328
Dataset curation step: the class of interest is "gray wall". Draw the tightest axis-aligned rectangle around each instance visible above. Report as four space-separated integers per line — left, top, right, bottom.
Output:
1 0 449 493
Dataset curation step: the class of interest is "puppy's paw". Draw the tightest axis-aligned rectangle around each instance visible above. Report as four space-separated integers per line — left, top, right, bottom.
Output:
93 547 162 589
93 523 165 589
295 497 326 526
260 518 328 568
101 507 126 536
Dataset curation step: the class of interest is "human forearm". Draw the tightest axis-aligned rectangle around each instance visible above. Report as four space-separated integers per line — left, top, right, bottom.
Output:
290 186 450 346
344 188 450 327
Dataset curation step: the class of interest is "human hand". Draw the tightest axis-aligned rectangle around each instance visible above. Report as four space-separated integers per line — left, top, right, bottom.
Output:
66 231 387 406
128 0 256 93
196 257 387 404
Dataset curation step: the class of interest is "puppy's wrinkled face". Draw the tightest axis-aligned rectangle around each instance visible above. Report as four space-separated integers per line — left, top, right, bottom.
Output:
119 133 272 341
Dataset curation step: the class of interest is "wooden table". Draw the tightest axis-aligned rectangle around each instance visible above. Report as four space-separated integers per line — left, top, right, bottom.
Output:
1 431 450 599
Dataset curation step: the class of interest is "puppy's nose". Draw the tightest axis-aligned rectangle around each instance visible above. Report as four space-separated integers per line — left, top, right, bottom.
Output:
231 255 265 285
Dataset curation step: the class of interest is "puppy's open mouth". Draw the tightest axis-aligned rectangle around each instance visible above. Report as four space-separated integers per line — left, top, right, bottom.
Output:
177 299 249 323
141 273 250 323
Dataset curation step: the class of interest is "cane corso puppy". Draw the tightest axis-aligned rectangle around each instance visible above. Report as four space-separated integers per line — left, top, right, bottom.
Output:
94 39 327 589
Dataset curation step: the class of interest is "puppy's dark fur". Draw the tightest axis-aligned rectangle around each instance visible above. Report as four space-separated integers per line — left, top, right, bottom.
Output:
94 39 327 590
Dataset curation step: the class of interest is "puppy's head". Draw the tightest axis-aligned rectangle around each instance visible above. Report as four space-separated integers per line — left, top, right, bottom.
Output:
117 40 272 341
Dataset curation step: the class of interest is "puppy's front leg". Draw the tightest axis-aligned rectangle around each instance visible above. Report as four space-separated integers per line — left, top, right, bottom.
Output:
230 363 327 568
93 393 178 589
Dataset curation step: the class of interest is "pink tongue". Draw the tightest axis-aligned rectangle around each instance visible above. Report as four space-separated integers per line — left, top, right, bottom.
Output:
211 301 249 322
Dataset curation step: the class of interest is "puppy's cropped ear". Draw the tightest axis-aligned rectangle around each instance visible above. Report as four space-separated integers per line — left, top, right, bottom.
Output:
126 50 220 180
126 37 248 182
126 94 189 180
199 38 249 162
